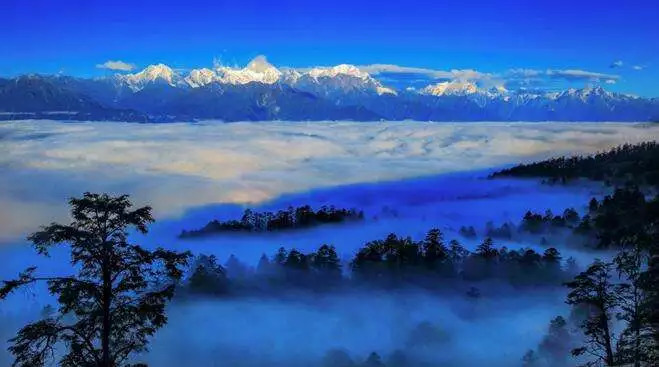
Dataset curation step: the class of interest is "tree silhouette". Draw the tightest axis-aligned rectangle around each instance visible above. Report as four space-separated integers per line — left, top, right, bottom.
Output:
565 260 618 366
0 193 190 367
188 254 228 295
312 244 342 287
614 240 654 366
422 228 448 271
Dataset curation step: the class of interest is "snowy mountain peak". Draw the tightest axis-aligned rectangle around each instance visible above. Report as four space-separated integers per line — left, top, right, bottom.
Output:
421 81 480 96
246 55 277 73
556 86 617 102
307 64 370 80
185 68 216 88
297 64 396 95
214 56 282 85
119 64 179 91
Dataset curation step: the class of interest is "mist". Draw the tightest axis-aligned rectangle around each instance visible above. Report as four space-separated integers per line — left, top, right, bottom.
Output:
138 289 568 367
0 120 652 366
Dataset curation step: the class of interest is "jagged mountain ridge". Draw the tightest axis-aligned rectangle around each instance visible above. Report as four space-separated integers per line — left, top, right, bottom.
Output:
1 58 657 122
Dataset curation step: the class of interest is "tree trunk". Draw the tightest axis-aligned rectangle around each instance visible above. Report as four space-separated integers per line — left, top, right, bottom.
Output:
101 241 112 367
599 302 615 366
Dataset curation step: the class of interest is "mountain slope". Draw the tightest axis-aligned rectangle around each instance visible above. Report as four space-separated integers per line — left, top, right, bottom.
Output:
0 76 149 121
1 61 657 122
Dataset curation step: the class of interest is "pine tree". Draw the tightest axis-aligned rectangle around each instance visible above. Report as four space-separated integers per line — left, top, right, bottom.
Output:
565 260 618 366
537 316 572 366
312 244 342 286
0 193 190 367
422 228 448 270
189 254 228 295
475 237 498 260
615 241 653 366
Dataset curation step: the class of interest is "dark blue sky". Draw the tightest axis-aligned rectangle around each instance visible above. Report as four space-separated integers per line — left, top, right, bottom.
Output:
1 0 658 95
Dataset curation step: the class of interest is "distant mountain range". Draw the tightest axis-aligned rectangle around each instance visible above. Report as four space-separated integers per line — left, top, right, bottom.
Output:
1 57 658 122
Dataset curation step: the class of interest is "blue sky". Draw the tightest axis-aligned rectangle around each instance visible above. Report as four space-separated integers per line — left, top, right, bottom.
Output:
1 0 658 96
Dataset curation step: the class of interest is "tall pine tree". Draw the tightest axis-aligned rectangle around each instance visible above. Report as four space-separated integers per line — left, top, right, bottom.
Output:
1 193 190 367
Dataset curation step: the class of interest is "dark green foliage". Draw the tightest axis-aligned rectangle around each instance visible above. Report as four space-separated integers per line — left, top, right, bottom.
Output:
350 232 569 287
0 193 190 367
523 316 575 367
246 244 344 291
463 237 498 281
565 260 618 366
519 208 579 235
491 141 659 188
520 211 546 234
188 255 229 295
565 240 659 366
421 228 448 270
180 229 574 297
475 237 498 259
312 244 343 287
351 233 421 285
640 251 659 361
179 205 364 237
614 242 655 367
448 239 469 264
485 221 514 239
586 187 650 248
224 254 250 280
537 316 573 366
563 208 581 226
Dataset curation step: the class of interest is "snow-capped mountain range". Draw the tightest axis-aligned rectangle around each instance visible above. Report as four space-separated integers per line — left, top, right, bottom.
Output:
117 56 396 97
0 56 657 122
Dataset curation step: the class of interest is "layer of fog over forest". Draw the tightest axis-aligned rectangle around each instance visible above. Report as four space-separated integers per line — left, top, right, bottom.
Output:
1 120 658 366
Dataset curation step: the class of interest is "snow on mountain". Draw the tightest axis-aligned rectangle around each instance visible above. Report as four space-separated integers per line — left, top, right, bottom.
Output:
375 86 397 96
116 57 397 96
185 68 216 88
118 64 179 91
420 80 511 99
307 64 370 80
559 86 618 101
2 73 657 122
421 80 480 96
292 64 396 96
214 55 282 85
65 58 657 122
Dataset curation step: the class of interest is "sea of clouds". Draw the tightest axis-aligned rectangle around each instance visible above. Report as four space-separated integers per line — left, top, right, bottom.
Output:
1 120 658 241
1 120 657 366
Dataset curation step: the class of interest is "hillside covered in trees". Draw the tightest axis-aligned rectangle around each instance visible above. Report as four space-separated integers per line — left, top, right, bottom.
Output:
491 141 659 187
490 143 659 366
182 231 575 296
180 205 364 238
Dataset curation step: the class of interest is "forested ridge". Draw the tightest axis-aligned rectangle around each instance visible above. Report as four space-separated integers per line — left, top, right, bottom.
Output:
180 205 364 238
491 141 659 188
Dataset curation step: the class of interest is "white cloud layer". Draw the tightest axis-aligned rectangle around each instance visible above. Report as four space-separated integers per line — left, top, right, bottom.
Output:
0 120 657 240
545 69 619 82
96 60 136 71
358 64 490 81
357 64 619 89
